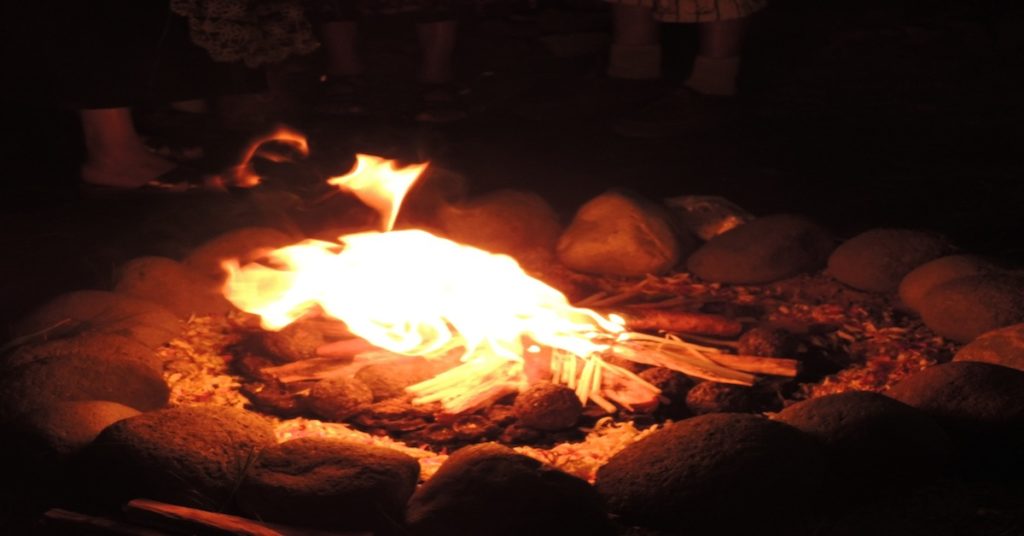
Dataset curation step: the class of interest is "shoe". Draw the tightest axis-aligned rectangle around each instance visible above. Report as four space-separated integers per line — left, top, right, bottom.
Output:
314 75 369 117
613 86 738 138
414 84 469 124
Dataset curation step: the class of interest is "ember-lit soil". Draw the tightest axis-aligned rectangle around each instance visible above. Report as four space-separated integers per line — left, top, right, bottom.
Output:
160 268 954 482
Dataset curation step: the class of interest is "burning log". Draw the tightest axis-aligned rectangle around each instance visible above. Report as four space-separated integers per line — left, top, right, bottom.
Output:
621 309 744 338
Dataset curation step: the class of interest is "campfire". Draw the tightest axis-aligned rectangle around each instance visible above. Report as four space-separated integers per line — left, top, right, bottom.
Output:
7 129 1023 536
220 147 797 415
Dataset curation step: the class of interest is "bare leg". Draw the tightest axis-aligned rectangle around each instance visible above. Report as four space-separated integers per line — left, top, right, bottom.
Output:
608 5 661 79
686 17 749 96
416 20 457 85
613 5 659 47
80 108 175 187
320 21 362 77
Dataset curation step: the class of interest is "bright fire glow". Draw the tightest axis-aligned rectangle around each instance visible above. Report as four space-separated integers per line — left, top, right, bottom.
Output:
222 155 632 412
327 154 428 232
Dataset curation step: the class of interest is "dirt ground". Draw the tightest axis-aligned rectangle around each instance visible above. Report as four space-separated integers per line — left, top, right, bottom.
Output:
2 0 1023 334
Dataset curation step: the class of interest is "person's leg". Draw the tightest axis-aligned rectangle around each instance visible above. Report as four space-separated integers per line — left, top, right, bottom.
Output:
79 108 175 187
685 16 749 96
608 4 662 80
320 20 363 78
416 20 457 85
414 19 466 122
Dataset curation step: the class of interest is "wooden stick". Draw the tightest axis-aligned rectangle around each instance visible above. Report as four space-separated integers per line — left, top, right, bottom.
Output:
704 354 800 377
43 509 165 536
261 356 362 383
622 309 744 338
124 499 363 536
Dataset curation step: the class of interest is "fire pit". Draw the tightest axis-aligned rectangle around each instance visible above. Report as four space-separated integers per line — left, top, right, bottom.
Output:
3 141 1024 536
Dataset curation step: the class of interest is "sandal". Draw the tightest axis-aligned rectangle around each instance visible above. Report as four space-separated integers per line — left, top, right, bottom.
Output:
414 84 469 124
315 75 369 117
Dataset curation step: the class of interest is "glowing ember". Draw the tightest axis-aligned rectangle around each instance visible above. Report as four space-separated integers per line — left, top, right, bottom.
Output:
222 153 796 413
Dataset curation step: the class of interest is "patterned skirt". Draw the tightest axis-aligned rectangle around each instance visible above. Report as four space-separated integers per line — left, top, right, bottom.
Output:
606 0 767 23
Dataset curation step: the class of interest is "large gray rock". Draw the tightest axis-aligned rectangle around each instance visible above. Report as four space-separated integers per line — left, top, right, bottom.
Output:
595 413 823 534
686 214 834 284
3 332 162 374
438 190 563 261
238 437 419 531
898 255 1000 313
7 401 140 466
886 362 1024 474
114 256 233 318
917 274 1024 343
954 323 1024 372
0 354 169 422
774 391 951 496
184 226 294 282
407 443 611 536
13 290 181 349
78 406 276 508
827 229 950 292
556 190 689 277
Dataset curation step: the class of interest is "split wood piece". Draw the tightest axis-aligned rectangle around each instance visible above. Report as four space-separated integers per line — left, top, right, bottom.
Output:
621 309 744 338
124 499 365 536
705 354 800 377
407 357 527 413
261 348 412 384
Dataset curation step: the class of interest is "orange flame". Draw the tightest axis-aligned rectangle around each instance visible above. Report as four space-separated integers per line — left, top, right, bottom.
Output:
222 154 636 412
327 154 428 232
218 126 310 189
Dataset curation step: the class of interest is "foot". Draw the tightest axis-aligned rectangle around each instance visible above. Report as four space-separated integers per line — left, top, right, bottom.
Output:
415 84 468 124
80 145 178 189
315 76 368 116
613 86 737 138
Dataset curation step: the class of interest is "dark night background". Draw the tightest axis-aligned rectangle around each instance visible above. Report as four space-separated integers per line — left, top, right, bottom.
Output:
1 0 1022 333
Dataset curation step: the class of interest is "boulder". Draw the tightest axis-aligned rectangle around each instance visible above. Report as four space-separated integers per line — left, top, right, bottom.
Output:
686 214 834 284
7 401 140 464
0 354 169 422
258 321 327 362
114 256 233 318
737 326 799 357
237 438 419 531
827 229 950 292
13 290 181 349
595 413 823 534
685 381 758 415
3 332 162 374
184 226 294 282
917 274 1024 343
556 190 689 277
774 391 951 496
897 254 1000 313
78 406 275 508
354 358 453 401
305 376 374 421
438 190 563 260
513 382 582 431
664 195 754 241
637 367 693 418
954 323 1024 372
886 362 1024 474
407 443 611 536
